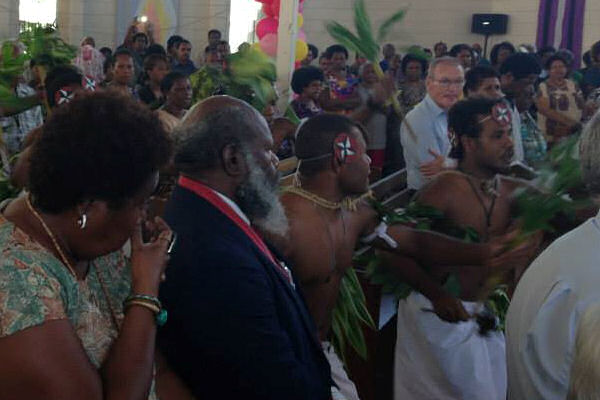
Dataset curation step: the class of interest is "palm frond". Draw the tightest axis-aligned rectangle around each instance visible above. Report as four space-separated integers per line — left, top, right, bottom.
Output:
0 42 29 87
377 9 407 42
325 21 375 62
227 47 277 82
19 24 76 68
353 0 378 59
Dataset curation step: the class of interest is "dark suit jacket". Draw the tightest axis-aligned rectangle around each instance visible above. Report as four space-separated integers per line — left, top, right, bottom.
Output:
159 185 332 399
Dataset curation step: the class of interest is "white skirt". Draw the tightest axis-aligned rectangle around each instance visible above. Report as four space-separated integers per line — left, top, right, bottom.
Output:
394 292 506 400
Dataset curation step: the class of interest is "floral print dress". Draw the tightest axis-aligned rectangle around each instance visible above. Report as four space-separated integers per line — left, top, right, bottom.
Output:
0 215 158 399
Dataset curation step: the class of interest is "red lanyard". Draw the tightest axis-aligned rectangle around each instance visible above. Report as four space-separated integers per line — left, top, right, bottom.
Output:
178 176 294 287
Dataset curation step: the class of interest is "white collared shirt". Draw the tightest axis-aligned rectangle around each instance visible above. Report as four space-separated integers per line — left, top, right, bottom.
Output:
506 210 600 399
212 189 250 226
400 94 450 190
510 102 525 163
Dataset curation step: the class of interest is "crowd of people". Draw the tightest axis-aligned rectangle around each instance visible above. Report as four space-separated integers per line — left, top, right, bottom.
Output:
2 19 600 400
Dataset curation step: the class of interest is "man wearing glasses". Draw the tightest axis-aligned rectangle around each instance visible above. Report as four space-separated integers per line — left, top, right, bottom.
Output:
400 57 464 191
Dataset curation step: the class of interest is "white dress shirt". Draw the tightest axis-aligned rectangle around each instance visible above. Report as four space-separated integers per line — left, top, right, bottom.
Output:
213 189 250 226
510 102 525 163
400 94 450 190
506 211 600 399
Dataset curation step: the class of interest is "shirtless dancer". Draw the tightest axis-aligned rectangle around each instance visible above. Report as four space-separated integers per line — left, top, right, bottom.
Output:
278 113 536 400
393 97 542 400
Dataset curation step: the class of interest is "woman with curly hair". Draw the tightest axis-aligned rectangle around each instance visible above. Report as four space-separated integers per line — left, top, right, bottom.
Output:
536 54 584 145
0 90 173 400
397 54 428 114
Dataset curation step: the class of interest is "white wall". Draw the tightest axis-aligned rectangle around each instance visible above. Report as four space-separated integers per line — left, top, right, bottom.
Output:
0 0 20 39
582 1 600 53
179 0 229 62
59 0 230 61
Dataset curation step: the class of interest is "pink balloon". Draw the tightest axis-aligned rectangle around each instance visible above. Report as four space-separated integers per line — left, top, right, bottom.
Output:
260 33 278 57
297 30 306 41
298 3 303 13
262 3 275 17
255 0 273 4
256 17 278 40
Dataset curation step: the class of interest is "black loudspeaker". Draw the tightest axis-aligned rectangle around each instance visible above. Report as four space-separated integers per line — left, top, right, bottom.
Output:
471 14 509 35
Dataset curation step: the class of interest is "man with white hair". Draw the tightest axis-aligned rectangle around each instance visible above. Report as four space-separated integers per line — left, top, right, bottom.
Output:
400 57 464 191
506 110 600 400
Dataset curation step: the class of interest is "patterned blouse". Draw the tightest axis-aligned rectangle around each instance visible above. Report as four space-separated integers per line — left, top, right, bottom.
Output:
537 79 583 143
520 111 547 167
0 215 158 399
397 80 427 115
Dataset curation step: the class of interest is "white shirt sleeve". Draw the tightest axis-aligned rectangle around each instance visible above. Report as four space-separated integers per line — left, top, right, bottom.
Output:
513 281 577 400
401 116 443 190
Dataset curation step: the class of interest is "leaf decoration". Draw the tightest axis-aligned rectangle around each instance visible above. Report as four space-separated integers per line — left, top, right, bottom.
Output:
514 135 589 237
363 200 517 331
363 135 592 333
0 42 28 87
189 47 277 114
19 24 77 69
353 0 378 60
325 0 408 123
331 267 375 363
283 104 300 125
377 9 407 43
326 0 407 62
325 22 371 61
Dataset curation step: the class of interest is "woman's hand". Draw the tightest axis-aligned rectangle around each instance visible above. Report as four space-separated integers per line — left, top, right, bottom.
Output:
130 216 173 296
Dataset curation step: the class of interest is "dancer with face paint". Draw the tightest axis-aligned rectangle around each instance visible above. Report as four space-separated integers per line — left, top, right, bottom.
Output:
277 113 537 400
393 97 542 400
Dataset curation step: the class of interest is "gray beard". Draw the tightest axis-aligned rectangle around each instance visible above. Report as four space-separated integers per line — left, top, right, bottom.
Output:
235 155 289 238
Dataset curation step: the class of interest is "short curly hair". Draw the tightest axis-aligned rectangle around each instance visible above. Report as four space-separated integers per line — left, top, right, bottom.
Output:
448 97 505 160
499 53 541 80
29 91 172 213
401 54 428 76
160 71 187 95
464 65 500 96
291 66 324 95
490 41 516 66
